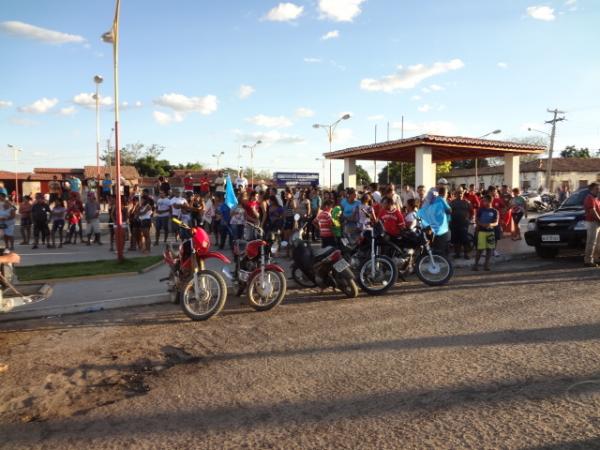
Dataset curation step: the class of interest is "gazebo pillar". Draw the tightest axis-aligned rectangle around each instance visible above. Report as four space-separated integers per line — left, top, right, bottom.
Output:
504 153 520 189
415 146 434 189
343 157 356 189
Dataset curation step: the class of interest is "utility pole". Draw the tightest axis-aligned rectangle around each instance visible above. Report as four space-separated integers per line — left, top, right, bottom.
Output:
374 124 377 183
400 115 404 189
386 121 390 184
545 108 566 191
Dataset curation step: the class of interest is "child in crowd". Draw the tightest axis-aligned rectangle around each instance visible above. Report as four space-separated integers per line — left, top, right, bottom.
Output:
379 197 406 237
315 200 335 248
65 204 82 244
473 195 499 271
404 198 418 229
230 197 246 240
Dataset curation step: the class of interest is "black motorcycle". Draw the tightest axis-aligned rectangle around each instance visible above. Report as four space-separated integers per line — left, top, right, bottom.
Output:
378 218 454 286
340 223 398 295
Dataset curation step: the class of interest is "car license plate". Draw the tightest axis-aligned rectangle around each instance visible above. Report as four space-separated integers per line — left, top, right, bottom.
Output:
541 234 560 242
333 259 350 272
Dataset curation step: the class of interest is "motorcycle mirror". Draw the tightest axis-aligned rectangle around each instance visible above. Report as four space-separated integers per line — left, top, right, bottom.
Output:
294 213 300 221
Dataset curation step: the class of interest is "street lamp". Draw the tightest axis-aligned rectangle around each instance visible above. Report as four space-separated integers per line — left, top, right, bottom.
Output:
527 127 551 137
212 151 225 170
7 144 22 201
93 75 103 181
474 129 502 188
242 140 262 188
313 113 351 190
102 0 124 261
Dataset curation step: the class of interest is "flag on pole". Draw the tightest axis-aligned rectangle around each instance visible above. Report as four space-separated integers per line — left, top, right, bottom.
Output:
225 174 238 209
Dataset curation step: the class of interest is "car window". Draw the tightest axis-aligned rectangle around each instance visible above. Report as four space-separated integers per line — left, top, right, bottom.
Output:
560 189 589 208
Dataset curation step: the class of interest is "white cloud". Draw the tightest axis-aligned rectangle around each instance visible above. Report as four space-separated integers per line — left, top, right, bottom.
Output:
367 114 385 121
59 106 77 116
411 95 422 101
321 30 340 40
0 21 85 44
304 57 322 63
153 110 184 126
18 97 58 114
73 92 113 108
422 87 431 94
332 127 353 143
526 6 555 21
154 93 218 115
318 0 366 22
418 104 432 113
238 84 255 99
235 130 305 145
264 3 304 22
565 0 576 4
360 59 465 93
118 100 144 111
429 84 444 91
497 62 509 69
10 117 38 126
135 101 143 107
392 120 456 136
246 114 293 128
295 107 315 118
0 100 13 108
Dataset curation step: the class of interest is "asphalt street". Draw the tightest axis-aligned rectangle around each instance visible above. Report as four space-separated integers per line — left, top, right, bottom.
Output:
1 255 600 449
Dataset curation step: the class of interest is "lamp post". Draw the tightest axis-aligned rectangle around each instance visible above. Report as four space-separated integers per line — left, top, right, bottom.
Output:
102 0 123 261
7 144 21 201
212 151 225 170
242 140 262 189
315 157 325 187
475 129 502 189
93 75 103 181
313 113 351 190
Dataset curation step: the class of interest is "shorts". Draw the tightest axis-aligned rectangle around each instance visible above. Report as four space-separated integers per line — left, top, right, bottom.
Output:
87 218 101 235
52 220 65 232
101 191 110 201
20 217 31 227
140 219 152 229
476 231 496 251
283 217 294 230
155 216 169 231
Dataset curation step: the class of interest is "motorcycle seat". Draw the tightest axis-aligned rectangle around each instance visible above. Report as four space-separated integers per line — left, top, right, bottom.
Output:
313 246 336 262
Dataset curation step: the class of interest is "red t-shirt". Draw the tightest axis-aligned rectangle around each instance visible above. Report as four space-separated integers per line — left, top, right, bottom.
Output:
492 196 504 211
316 210 334 238
200 177 210 193
584 194 600 222
379 208 406 237
244 200 259 223
183 176 194 191
464 192 480 209
373 202 384 220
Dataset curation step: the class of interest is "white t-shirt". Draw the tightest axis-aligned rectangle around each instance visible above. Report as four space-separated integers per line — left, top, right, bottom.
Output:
170 197 187 219
156 197 172 218
372 190 382 204
215 177 225 193
236 177 248 190
400 190 416 206
203 199 214 224
405 211 417 229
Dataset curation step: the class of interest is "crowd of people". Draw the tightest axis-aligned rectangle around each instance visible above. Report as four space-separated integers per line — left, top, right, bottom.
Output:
0 172 534 272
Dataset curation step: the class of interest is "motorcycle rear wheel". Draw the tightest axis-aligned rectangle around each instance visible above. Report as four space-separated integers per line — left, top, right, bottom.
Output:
180 270 227 321
247 270 287 311
337 275 359 298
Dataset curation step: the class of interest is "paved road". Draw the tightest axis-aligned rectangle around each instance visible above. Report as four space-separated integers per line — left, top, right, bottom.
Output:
1 256 600 448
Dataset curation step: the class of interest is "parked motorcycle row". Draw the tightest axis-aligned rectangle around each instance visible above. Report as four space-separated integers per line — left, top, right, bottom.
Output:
162 215 454 321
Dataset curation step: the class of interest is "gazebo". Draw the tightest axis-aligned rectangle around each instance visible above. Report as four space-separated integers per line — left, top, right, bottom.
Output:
324 134 546 189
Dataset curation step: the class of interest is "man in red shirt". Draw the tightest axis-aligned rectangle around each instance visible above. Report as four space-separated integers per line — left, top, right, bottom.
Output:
464 184 480 222
199 173 210 197
583 182 600 267
183 172 194 194
314 200 335 248
379 197 406 237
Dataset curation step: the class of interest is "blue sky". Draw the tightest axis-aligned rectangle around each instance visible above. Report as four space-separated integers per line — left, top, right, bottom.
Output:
1 0 599 184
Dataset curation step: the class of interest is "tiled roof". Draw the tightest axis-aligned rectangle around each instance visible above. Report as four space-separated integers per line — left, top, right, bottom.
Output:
324 134 546 162
0 171 33 181
33 168 84 175
447 158 600 178
83 165 140 180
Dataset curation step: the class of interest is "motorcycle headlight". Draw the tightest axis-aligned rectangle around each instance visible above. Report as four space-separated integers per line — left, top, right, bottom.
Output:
574 220 587 231
527 221 537 232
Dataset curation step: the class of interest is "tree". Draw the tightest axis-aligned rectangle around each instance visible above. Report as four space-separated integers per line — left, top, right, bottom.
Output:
377 162 415 187
560 145 591 158
355 164 372 186
173 162 204 170
100 142 167 166
134 155 172 177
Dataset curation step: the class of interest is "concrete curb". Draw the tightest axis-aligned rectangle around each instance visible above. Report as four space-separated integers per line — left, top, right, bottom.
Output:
0 293 170 322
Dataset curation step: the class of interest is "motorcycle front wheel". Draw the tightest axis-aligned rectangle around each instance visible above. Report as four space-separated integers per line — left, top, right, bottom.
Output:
415 253 454 286
357 255 398 295
180 270 227 321
247 270 287 312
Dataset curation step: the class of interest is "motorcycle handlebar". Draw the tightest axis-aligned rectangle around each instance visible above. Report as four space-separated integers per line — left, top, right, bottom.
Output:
172 217 191 230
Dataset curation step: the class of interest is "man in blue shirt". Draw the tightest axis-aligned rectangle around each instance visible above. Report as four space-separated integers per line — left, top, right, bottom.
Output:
340 188 361 242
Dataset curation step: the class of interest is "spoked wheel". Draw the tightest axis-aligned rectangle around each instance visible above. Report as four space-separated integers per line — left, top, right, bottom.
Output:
168 273 181 304
180 270 227 321
415 253 454 286
291 265 316 288
247 270 287 311
357 255 398 295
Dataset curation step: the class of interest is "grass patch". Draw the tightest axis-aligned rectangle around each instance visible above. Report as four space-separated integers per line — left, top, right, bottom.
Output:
15 256 163 282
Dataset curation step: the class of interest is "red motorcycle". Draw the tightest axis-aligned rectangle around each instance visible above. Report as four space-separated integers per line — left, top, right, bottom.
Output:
223 222 287 311
162 218 230 320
